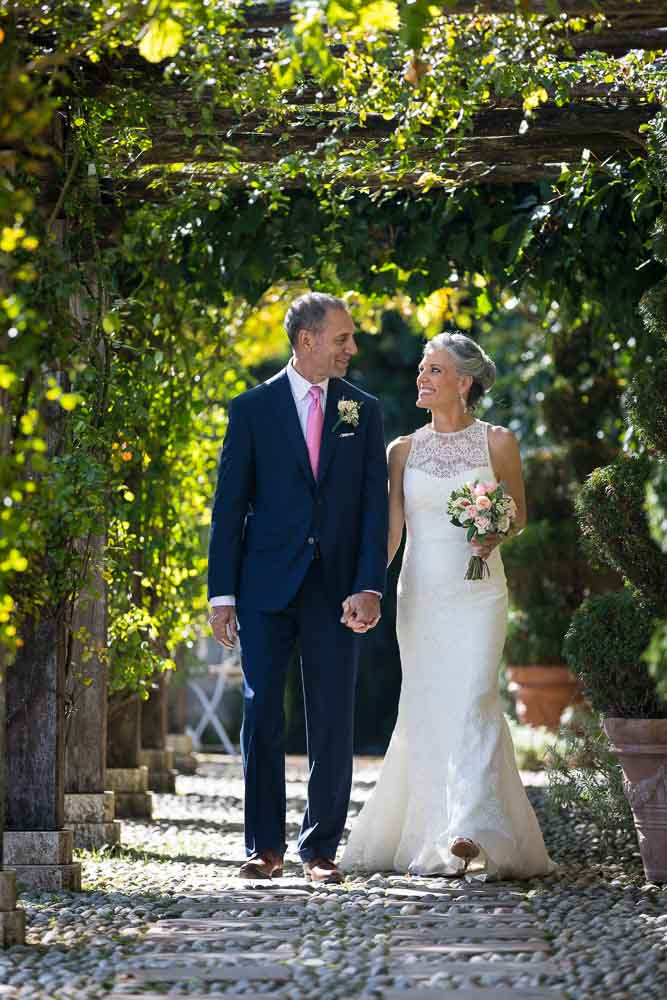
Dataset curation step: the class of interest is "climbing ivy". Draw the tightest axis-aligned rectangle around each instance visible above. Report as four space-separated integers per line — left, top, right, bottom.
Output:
1 0 665 692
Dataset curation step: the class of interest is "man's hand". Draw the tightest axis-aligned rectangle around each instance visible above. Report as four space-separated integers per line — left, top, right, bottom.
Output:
209 606 238 648
341 592 381 633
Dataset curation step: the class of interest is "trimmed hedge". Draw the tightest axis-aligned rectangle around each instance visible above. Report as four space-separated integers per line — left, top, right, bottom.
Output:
563 590 663 718
625 350 667 454
576 454 667 610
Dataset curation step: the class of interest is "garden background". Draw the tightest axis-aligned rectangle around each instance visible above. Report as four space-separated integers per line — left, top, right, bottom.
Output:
2 0 667 880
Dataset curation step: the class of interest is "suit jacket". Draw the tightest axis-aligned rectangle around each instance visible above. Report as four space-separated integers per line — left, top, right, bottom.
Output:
207 368 389 613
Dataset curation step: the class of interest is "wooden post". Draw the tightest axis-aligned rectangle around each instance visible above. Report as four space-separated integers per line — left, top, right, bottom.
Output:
140 673 177 792
0 651 26 946
106 697 153 819
64 536 121 850
168 648 197 775
4 615 81 890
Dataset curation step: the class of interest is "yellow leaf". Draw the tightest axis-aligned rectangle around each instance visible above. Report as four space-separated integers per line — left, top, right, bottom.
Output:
416 171 442 190
138 17 183 63
59 393 82 411
481 52 496 66
123 490 136 502
358 1 399 31
21 236 39 251
1 227 24 252
0 364 17 390
20 409 38 435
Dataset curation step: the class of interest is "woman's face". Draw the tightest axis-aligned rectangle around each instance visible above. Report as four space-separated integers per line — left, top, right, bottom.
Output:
416 348 471 409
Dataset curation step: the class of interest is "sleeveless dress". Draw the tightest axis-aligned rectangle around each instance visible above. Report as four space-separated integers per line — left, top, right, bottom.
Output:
342 421 554 878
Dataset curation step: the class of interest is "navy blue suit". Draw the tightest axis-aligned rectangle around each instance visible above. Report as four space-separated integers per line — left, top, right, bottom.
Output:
208 368 388 860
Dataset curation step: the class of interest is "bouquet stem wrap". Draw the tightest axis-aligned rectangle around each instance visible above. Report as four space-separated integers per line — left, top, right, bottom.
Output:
465 555 491 581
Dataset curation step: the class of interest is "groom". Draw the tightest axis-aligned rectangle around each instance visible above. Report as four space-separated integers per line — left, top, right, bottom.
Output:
208 292 388 884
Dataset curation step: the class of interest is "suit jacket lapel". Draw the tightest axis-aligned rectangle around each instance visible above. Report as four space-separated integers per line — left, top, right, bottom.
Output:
271 370 315 487
317 378 342 487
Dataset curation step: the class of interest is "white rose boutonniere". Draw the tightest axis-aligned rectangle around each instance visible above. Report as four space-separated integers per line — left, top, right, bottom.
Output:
332 398 362 433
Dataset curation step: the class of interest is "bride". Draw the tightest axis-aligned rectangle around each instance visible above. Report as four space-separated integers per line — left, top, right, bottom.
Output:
342 332 554 879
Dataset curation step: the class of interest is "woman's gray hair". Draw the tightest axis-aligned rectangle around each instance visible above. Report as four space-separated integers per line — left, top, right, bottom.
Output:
284 292 347 347
425 332 496 410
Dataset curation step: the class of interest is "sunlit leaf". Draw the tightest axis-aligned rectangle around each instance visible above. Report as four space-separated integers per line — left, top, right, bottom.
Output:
138 17 183 63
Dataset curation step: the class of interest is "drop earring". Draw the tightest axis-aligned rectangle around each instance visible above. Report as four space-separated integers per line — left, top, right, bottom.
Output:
459 393 467 412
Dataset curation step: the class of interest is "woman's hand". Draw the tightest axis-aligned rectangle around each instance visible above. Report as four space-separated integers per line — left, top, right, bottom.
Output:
471 532 503 560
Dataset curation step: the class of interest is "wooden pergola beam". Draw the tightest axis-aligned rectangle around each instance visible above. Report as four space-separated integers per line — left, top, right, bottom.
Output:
116 162 566 202
238 0 667 30
115 101 656 167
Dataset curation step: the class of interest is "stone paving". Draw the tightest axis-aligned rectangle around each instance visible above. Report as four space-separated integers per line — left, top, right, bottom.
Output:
1 757 666 998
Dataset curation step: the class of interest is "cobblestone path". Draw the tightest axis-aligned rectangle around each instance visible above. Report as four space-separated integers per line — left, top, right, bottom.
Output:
1 757 666 998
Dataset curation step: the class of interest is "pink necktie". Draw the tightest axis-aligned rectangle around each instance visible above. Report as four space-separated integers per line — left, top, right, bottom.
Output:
306 385 324 478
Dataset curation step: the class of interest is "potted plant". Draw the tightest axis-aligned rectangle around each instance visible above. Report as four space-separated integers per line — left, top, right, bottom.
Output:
564 336 667 882
502 451 606 730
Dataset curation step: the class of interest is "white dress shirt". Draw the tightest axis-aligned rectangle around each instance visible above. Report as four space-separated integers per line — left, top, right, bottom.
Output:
210 359 379 607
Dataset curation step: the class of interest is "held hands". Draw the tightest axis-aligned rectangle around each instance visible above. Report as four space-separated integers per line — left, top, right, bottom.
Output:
341 592 381 634
209 606 238 648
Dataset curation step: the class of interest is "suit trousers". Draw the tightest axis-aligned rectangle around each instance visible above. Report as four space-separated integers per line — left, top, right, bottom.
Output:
237 558 359 861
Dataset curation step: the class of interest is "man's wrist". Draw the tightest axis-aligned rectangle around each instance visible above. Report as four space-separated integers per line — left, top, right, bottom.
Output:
210 595 236 607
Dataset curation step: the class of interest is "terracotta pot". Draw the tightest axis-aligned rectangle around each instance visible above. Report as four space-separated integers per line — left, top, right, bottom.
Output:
603 717 667 884
506 665 583 732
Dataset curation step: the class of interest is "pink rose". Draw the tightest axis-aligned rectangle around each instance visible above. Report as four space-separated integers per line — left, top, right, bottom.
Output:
459 507 474 522
476 495 492 510
455 497 471 508
473 483 489 497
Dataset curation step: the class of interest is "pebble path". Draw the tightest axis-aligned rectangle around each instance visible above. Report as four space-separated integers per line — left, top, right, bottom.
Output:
1 756 666 998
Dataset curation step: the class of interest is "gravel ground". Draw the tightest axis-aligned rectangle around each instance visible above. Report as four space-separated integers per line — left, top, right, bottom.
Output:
0 756 665 999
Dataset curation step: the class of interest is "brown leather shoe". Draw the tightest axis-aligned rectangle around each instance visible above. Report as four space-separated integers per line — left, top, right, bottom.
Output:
239 850 284 880
303 858 344 885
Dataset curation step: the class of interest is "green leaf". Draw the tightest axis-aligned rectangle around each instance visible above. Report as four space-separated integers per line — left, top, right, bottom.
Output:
138 17 184 63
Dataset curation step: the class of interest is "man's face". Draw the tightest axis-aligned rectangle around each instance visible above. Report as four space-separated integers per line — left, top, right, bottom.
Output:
302 308 358 378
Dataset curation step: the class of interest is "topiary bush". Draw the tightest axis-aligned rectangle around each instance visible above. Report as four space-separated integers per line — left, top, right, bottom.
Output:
576 454 667 610
503 450 619 669
563 590 663 718
625 350 667 454
646 458 667 553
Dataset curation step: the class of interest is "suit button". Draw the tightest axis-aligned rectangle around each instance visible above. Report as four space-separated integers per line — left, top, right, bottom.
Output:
308 536 315 545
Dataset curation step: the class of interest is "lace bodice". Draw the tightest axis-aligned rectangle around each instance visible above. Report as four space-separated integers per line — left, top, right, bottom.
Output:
407 420 491 480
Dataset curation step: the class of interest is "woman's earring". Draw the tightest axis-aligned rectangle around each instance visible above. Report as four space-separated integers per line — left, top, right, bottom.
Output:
459 393 467 412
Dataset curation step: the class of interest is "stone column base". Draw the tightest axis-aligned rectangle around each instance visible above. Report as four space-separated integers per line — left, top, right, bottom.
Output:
3 832 82 892
64 791 122 850
168 732 198 774
0 870 25 947
138 748 177 793
106 767 153 819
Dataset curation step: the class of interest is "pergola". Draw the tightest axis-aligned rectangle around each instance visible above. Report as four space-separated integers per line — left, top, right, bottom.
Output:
102 0 667 197
1 0 666 948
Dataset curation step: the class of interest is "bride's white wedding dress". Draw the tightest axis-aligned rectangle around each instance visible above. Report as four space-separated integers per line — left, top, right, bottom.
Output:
342 420 554 879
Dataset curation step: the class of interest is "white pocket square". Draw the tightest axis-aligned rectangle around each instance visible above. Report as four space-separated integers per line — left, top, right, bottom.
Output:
339 432 355 438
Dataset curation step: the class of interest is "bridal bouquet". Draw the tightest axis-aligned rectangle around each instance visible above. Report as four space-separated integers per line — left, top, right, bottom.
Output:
447 480 517 580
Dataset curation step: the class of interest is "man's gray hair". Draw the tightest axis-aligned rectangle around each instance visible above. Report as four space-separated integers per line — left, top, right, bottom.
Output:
284 292 347 347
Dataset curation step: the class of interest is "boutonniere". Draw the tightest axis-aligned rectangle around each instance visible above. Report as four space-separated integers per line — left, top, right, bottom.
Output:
332 398 362 433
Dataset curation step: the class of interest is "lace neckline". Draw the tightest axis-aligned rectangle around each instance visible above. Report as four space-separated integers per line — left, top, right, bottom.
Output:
424 420 479 438
408 419 490 480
